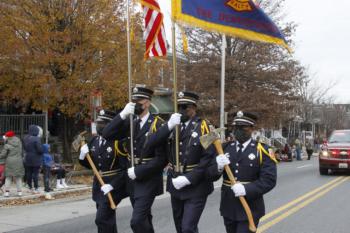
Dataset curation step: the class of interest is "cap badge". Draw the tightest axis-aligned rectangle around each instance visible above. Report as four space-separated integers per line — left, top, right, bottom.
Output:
133 87 138 93
178 92 184 98
99 109 105 116
237 111 244 117
248 153 256 160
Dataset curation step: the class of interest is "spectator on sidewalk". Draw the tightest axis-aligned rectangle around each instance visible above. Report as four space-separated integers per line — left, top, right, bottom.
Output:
23 125 43 194
294 138 302 161
0 131 25 197
42 144 55 200
42 144 69 191
51 149 69 189
0 160 4 190
305 140 314 160
283 143 292 161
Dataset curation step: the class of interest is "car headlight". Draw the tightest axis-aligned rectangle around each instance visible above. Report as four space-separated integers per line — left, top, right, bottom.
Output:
321 151 329 157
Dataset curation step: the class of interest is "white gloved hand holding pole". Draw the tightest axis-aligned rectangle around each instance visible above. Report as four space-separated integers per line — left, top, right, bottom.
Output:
79 144 89 160
172 176 191 190
216 153 231 171
101 184 114 195
231 183 246 197
120 102 136 120
167 113 182 130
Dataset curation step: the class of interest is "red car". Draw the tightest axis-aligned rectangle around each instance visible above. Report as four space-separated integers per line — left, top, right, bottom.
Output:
319 130 350 175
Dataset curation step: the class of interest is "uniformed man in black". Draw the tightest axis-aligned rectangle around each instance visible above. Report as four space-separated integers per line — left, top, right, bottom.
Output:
149 91 215 233
207 111 277 233
79 110 129 233
102 86 167 233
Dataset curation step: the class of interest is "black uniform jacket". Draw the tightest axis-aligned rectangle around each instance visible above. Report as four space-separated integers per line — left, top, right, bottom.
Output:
102 113 167 199
79 135 129 204
149 116 215 200
207 140 277 221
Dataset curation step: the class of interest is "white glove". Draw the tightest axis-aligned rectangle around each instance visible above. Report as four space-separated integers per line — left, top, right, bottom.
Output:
79 144 89 160
120 102 136 120
216 153 230 171
172 176 191 190
231 183 246 197
128 167 136 180
167 113 182 130
101 184 114 195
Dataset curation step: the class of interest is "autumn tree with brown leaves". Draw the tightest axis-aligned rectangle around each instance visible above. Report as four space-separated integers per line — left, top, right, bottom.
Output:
0 0 148 160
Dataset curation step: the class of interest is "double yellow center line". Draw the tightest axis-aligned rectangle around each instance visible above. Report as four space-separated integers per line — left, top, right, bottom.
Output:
257 176 350 233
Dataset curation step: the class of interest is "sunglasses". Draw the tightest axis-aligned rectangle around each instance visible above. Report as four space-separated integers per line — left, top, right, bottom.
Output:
178 105 190 110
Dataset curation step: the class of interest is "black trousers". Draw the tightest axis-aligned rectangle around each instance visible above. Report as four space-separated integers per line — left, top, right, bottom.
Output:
130 196 155 233
26 166 40 189
223 217 260 233
43 166 51 192
95 201 117 233
171 195 208 233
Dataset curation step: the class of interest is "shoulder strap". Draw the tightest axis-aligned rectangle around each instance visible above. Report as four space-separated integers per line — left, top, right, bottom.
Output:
258 143 278 164
201 120 209 135
151 116 165 133
114 140 128 157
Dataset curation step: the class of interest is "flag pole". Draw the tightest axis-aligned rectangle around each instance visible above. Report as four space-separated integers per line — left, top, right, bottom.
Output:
172 21 180 173
220 34 226 142
126 0 135 167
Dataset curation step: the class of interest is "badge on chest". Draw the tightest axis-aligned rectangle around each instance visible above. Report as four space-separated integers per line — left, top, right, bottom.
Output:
248 153 256 160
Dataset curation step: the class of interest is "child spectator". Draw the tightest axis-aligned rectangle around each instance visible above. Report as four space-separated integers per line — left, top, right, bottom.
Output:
42 144 54 200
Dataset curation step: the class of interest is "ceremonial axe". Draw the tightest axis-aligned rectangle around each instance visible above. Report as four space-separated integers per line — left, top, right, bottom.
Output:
72 131 117 210
200 128 257 232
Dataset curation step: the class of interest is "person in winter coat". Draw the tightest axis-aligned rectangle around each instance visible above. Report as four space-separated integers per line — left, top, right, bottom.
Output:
23 125 43 193
0 131 25 197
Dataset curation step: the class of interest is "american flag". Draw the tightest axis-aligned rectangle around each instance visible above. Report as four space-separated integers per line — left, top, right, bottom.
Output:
140 0 167 59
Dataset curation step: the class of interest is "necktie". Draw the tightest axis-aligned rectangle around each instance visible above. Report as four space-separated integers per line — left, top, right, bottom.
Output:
134 119 142 136
99 137 105 147
180 122 186 138
237 144 243 159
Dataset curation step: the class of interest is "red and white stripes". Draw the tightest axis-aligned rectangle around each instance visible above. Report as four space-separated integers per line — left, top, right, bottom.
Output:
140 0 167 59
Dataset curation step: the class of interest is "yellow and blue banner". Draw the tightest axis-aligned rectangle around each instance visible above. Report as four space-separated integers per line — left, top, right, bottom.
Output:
172 0 291 52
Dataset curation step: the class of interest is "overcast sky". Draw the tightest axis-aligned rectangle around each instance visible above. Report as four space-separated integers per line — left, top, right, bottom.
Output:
158 0 350 103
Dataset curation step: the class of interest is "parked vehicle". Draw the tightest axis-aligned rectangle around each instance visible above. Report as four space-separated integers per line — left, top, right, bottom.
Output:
319 130 350 175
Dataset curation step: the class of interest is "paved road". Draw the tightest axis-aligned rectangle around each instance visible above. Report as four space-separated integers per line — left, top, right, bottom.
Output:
6 157 350 233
